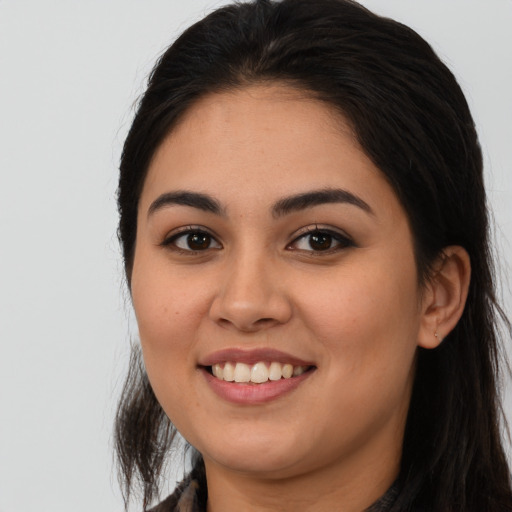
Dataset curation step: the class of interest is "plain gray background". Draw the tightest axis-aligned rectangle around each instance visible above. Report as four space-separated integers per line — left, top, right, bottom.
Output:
0 1 511 510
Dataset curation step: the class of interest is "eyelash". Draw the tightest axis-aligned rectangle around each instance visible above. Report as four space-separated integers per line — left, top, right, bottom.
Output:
161 226 221 254
288 226 354 254
161 225 354 255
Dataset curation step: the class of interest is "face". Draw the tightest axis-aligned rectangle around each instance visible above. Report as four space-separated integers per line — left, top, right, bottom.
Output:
131 85 426 483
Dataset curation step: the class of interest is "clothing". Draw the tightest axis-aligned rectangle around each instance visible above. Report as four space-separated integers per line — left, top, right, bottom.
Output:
149 469 399 512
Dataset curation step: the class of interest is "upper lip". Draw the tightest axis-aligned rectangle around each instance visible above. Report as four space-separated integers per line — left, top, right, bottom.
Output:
199 348 315 367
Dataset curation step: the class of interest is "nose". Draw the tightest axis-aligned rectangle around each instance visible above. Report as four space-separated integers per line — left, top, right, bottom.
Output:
209 252 293 333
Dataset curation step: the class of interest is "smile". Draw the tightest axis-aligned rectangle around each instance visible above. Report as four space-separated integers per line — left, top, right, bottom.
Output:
210 361 311 384
199 348 316 403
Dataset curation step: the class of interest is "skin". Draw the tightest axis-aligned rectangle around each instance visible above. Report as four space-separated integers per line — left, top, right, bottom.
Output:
131 85 470 512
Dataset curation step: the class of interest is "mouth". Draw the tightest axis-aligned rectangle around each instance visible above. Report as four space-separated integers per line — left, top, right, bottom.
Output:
205 361 314 384
199 349 316 404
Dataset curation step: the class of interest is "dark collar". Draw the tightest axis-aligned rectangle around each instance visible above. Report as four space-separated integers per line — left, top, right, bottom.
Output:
150 473 399 512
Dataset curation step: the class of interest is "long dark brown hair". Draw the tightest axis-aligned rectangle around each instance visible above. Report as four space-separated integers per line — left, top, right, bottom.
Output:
115 0 512 510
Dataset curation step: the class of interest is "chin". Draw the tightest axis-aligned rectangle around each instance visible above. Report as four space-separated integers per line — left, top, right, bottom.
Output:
198 435 305 477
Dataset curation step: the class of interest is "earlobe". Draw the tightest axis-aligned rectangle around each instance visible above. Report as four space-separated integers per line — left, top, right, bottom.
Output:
417 246 471 349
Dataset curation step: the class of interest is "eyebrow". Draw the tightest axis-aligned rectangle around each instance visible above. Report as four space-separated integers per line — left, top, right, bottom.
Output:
148 191 224 217
271 188 374 218
147 187 373 218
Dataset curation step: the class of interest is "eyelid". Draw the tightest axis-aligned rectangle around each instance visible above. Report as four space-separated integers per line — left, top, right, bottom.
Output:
159 223 353 254
160 225 222 251
287 224 355 252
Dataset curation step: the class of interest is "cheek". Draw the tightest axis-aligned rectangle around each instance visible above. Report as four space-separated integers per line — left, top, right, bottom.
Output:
297 254 421 371
132 252 206 341
130 264 210 396
130 260 208 416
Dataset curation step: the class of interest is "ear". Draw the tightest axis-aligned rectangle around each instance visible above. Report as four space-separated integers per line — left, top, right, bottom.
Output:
417 246 471 349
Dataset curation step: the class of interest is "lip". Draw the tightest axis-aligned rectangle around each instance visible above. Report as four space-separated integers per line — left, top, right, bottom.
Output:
201 366 314 405
199 348 315 367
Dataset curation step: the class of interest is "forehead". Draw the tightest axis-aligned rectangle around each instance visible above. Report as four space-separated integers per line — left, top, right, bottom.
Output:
177 84 352 140
140 84 401 221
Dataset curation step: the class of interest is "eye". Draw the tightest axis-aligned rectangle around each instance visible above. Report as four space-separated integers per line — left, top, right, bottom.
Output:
163 228 222 252
289 228 353 253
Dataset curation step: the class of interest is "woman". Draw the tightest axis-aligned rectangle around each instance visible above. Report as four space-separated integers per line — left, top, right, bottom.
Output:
114 0 512 510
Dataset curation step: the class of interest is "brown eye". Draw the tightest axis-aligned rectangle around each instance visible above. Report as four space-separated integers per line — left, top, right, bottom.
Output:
289 228 353 253
187 232 211 250
166 229 222 252
308 232 333 251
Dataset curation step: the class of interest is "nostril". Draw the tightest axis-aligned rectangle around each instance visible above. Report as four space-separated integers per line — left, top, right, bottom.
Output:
216 316 278 332
256 318 275 324
208 268 293 328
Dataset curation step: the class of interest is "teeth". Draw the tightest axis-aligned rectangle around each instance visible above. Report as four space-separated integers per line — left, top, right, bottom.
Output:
211 361 309 384
269 361 282 381
282 364 293 379
234 362 251 383
223 362 235 382
293 365 305 376
251 362 269 383
212 363 223 379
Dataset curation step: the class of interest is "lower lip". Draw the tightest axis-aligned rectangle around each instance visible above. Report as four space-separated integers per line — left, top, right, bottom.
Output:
201 368 314 405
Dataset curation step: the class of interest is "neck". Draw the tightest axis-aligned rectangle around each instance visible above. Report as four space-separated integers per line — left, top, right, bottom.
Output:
204 436 400 512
